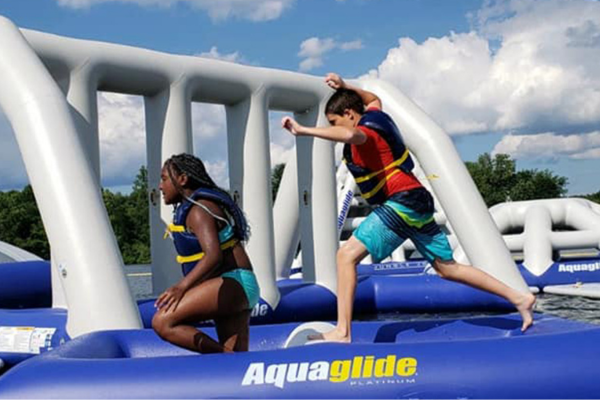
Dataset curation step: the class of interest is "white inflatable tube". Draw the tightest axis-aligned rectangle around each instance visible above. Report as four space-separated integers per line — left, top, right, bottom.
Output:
0 16 142 337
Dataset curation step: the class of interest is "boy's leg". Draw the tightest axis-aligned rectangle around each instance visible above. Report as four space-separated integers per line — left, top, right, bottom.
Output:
310 205 405 343
396 205 537 332
310 236 369 342
432 259 536 332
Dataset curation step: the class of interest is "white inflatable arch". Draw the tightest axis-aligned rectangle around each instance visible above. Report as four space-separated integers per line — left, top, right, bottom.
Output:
0 15 528 338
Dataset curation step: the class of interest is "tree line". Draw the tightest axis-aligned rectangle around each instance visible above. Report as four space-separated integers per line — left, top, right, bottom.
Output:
0 154 597 264
0 167 151 264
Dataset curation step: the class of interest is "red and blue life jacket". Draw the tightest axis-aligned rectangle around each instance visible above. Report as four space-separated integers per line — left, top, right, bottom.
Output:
343 109 415 205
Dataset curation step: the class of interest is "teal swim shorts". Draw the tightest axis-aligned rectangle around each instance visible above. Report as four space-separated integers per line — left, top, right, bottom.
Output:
354 189 454 264
221 268 260 309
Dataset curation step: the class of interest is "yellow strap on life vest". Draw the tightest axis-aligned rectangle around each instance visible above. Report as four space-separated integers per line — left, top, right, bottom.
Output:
353 149 410 184
360 169 401 200
163 223 186 239
175 238 238 264
167 224 185 232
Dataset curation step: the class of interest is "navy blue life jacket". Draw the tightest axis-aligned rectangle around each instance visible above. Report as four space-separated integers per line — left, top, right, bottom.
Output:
166 188 245 276
343 109 415 205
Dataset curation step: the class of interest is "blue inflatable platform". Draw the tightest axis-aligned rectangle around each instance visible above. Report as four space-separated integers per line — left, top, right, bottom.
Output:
4 257 600 316
0 261 51 309
1 313 599 398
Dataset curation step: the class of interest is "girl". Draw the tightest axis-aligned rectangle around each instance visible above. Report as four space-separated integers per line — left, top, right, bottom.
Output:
152 153 259 353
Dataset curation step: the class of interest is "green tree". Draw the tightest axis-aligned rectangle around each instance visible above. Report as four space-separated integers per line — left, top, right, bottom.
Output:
582 190 600 204
127 166 150 263
465 153 516 206
466 153 568 207
271 163 285 202
0 166 151 264
103 166 150 265
0 186 49 259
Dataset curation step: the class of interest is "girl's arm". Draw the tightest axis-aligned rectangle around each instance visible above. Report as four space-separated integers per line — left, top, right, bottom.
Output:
178 202 224 288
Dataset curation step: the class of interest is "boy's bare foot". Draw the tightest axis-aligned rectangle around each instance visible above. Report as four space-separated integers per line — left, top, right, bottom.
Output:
515 292 536 332
308 328 350 343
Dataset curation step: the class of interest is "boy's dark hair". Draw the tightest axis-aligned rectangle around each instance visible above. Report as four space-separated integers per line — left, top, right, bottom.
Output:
325 88 365 116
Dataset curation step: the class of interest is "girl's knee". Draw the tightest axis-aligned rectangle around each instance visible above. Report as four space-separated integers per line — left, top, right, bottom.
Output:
152 312 173 338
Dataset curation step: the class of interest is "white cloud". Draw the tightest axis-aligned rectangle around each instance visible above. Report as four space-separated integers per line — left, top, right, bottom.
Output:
298 37 363 72
97 93 147 185
269 142 294 167
97 94 233 189
493 131 600 160
204 159 229 189
365 0 600 136
339 40 364 51
196 46 243 64
268 111 295 167
56 0 294 22
298 37 337 72
364 32 496 135
192 103 226 139
191 103 229 187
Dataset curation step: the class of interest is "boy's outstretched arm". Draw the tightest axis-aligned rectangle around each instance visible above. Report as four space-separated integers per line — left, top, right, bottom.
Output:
325 72 382 110
281 116 366 145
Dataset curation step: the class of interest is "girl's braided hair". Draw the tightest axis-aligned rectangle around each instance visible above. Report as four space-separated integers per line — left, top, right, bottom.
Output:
165 153 250 241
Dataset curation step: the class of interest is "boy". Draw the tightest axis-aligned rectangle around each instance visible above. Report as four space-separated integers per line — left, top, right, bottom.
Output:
281 73 536 343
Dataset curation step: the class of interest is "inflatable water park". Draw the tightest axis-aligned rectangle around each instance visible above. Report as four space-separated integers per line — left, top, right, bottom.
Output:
1 14 600 398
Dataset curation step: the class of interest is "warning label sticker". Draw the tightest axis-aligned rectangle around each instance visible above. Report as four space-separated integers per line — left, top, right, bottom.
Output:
0 327 56 354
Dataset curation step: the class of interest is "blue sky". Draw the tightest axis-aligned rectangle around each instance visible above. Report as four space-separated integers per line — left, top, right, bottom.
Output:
0 0 599 195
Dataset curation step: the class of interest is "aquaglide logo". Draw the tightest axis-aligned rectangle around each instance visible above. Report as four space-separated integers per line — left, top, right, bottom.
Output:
241 354 417 389
558 261 600 273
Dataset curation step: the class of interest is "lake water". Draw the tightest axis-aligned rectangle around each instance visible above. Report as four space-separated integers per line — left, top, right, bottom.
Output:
125 264 154 300
125 264 600 326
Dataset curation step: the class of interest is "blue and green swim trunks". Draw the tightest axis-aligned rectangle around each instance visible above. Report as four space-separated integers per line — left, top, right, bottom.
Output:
354 188 454 263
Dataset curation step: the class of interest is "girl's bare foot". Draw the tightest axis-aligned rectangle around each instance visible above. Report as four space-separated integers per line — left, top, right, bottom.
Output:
308 328 350 343
515 292 536 332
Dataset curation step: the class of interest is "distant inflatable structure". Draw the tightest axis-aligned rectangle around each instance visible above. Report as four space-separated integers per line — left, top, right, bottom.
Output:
0 241 41 264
